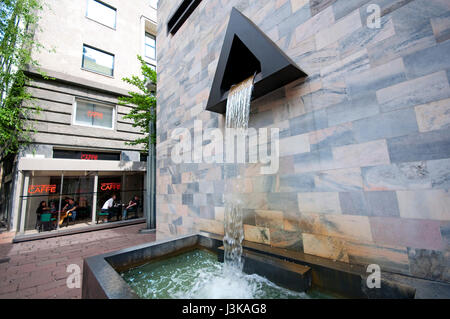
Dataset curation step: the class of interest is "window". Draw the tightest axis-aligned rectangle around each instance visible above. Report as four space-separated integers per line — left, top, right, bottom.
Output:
82 45 114 76
74 99 115 129
86 0 116 29
145 33 156 60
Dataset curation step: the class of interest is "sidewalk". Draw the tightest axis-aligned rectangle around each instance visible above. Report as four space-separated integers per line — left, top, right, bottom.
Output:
0 223 156 299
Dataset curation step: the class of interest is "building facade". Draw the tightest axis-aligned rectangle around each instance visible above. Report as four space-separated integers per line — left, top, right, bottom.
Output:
0 0 157 235
156 0 450 284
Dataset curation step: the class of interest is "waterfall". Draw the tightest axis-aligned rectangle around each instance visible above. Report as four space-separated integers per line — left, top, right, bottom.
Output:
223 75 255 272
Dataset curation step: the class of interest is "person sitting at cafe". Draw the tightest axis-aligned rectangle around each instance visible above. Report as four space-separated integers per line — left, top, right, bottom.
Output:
35 201 50 231
122 195 140 220
101 194 117 222
63 198 78 222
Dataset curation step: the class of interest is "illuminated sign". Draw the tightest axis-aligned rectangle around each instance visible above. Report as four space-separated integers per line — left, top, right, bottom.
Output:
28 184 57 194
81 153 98 160
87 111 103 119
100 183 121 191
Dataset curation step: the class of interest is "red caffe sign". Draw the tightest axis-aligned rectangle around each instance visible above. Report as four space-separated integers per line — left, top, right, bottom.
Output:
81 153 98 160
100 183 121 191
28 184 57 194
87 111 103 119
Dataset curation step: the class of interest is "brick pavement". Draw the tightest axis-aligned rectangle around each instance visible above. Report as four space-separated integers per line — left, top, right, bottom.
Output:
0 224 156 299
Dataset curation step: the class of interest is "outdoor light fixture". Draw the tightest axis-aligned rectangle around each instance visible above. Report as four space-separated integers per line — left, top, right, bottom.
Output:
206 8 307 114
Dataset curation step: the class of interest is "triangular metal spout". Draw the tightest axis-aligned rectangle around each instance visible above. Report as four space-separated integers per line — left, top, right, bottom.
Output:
206 7 308 114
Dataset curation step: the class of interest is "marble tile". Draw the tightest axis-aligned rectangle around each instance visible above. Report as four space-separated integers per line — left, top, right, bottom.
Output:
339 191 369 215
290 0 309 13
310 0 336 16
279 133 310 156
431 12 450 43
415 98 450 133
294 6 335 44
339 17 396 59
326 92 380 127
298 192 342 214
309 122 356 151
315 9 362 50
370 217 445 250
408 248 450 282
303 233 350 262
352 107 419 143
287 211 373 242
404 40 450 79
244 224 271 245
427 158 450 189
365 191 400 217
377 71 450 113
387 129 450 163
346 240 410 274
332 139 391 168
397 189 450 221
277 173 316 192
255 210 284 229
362 162 432 191
313 167 364 192
345 58 406 99
195 218 224 236
269 228 303 252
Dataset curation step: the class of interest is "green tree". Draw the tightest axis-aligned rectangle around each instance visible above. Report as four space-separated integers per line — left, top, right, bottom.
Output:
0 0 45 163
118 55 157 152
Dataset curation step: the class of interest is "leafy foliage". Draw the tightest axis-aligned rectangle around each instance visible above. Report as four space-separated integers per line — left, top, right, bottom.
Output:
0 0 45 162
118 56 157 152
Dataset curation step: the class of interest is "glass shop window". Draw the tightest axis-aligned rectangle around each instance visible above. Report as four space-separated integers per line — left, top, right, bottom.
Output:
82 45 115 76
86 0 117 29
74 99 115 129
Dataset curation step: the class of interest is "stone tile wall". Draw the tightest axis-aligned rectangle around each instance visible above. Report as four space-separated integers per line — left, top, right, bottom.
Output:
156 0 450 283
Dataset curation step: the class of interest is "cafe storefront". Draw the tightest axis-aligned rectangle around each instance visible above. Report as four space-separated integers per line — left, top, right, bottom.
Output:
13 152 147 236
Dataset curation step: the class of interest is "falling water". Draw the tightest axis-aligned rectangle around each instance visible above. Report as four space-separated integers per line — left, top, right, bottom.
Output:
225 75 254 129
223 75 255 272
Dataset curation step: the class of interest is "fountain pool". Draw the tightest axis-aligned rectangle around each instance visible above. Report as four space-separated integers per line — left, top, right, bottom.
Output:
120 249 333 299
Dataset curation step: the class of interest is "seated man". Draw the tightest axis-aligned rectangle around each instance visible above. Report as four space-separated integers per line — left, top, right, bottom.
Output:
101 194 116 222
122 195 140 220
64 198 78 223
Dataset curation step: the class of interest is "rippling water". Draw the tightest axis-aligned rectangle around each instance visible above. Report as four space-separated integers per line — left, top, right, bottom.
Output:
120 250 327 299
